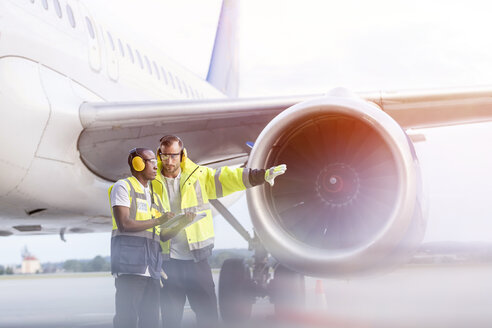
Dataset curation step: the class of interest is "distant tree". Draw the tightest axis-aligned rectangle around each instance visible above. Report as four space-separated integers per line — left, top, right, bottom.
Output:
63 259 83 272
5 266 13 275
42 262 60 273
86 255 109 272
62 256 110 272
209 251 243 268
0 265 4 275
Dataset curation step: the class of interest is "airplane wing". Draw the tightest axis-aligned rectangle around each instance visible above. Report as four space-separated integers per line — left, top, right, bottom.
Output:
79 95 306 182
79 86 492 182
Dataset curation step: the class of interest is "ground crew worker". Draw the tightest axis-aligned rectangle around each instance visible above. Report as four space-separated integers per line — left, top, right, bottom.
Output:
109 147 193 328
152 135 287 328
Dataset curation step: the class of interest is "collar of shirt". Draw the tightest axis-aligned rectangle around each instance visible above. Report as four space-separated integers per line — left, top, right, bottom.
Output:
162 171 181 183
134 178 149 191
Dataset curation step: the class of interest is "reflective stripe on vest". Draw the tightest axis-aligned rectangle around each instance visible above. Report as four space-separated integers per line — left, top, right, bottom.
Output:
183 179 214 251
111 229 159 240
214 167 223 198
110 177 164 242
156 160 249 261
160 179 214 261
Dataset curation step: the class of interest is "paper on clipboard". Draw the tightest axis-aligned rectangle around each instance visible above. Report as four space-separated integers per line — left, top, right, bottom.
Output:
160 213 187 230
187 212 206 226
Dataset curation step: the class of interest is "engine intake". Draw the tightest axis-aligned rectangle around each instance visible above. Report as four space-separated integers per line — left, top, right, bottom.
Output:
247 90 424 277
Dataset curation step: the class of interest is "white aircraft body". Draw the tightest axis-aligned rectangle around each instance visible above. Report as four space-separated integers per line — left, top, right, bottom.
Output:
0 0 227 236
2 0 492 320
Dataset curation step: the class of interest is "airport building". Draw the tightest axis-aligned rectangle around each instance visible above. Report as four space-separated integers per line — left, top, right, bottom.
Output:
21 255 42 274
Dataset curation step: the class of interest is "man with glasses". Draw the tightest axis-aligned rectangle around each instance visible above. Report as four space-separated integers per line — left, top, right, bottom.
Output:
110 147 192 328
152 136 286 328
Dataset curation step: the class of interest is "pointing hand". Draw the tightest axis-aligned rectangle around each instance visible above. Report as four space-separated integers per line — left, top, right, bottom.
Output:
265 164 287 186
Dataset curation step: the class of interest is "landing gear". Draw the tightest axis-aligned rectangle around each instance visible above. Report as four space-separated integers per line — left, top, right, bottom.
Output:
269 264 306 314
218 256 306 321
211 199 265 322
211 199 305 320
218 258 254 322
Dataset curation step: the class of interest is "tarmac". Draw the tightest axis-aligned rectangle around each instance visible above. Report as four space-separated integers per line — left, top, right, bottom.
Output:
1 264 492 327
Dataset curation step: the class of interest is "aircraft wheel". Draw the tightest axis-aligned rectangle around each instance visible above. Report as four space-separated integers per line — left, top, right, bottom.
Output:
218 258 254 322
270 264 305 315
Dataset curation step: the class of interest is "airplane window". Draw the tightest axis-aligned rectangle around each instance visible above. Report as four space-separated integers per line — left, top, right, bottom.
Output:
66 4 75 28
41 0 48 10
118 39 125 57
53 0 62 18
126 44 134 63
135 50 144 69
169 72 176 89
160 67 169 84
144 56 152 75
85 17 95 39
176 76 183 93
153 61 160 80
107 32 115 51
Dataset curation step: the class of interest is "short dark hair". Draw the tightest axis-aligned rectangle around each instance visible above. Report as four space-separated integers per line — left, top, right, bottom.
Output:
159 135 183 149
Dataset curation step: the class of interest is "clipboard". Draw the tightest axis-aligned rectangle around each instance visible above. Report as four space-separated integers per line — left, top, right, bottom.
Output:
187 212 207 226
160 212 207 230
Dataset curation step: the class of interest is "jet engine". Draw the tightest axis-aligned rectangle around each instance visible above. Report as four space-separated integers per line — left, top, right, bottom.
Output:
246 89 426 277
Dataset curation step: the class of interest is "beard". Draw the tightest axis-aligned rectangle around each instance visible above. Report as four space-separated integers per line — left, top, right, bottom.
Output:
163 163 180 176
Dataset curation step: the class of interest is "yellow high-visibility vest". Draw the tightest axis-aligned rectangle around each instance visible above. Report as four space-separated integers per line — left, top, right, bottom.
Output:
109 176 165 278
152 157 252 261
110 176 165 238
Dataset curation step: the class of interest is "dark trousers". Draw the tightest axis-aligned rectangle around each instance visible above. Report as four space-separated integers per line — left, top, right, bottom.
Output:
160 259 218 328
113 274 160 328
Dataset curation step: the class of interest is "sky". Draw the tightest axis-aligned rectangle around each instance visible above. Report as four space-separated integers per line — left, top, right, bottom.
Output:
2 0 492 266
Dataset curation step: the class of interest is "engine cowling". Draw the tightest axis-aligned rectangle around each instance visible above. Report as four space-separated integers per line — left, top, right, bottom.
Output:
246 89 426 277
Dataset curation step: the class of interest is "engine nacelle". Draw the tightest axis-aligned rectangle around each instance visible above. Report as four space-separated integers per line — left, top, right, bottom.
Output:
247 89 426 277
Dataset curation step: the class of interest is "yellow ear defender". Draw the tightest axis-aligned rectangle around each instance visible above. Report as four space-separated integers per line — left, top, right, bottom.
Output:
180 148 187 162
129 148 146 172
132 156 145 171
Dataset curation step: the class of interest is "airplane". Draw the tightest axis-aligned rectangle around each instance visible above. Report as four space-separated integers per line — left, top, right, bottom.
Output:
2 0 492 322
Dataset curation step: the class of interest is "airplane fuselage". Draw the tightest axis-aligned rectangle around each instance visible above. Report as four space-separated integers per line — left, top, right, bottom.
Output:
0 0 224 235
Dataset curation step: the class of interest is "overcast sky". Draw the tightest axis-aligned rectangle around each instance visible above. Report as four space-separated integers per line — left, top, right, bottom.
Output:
2 0 492 265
